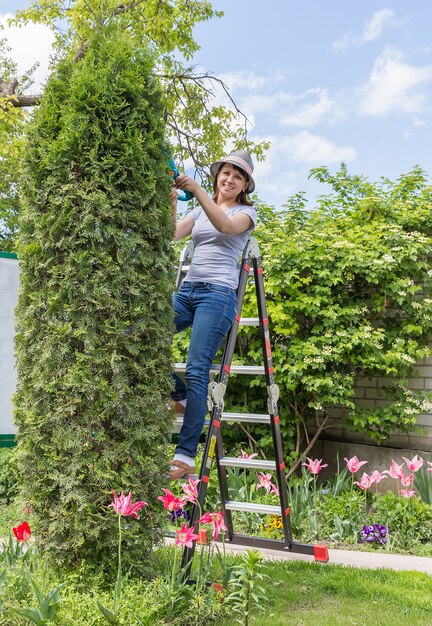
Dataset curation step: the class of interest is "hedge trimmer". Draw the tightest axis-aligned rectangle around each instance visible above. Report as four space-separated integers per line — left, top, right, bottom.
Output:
167 156 193 202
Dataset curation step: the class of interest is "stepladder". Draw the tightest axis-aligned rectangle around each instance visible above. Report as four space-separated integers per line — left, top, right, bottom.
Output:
173 237 329 571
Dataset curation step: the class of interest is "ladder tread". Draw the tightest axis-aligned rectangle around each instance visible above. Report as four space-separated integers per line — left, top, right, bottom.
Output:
173 413 270 426
174 363 265 375
239 317 259 326
222 411 271 424
224 501 281 515
219 457 277 470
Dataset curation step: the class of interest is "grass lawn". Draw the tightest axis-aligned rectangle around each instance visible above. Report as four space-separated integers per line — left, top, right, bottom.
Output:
236 560 432 626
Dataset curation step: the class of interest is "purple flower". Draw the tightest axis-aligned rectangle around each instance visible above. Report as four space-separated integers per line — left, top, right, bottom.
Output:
169 508 190 522
359 523 388 545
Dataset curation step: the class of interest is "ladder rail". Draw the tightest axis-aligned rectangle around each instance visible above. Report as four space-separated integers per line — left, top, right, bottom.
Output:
252 254 293 545
178 237 328 574
181 240 251 568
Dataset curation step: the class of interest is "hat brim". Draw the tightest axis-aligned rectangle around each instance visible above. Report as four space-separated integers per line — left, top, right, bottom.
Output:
210 159 255 193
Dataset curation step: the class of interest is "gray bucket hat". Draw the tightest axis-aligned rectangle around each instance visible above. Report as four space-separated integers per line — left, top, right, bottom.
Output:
210 150 255 193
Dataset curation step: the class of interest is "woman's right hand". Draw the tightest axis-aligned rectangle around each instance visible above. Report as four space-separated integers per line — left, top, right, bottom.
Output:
175 174 200 195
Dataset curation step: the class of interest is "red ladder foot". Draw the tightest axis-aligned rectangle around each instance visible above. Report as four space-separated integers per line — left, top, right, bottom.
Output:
314 544 329 562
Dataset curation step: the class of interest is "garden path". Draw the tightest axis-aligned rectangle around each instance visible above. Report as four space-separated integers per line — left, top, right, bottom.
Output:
165 538 432 575
220 542 432 575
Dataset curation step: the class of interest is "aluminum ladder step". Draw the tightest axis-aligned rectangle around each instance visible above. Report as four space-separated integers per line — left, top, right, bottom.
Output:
239 317 259 326
224 501 281 515
222 411 270 424
219 457 276 471
173 412 270 426
174 363 265 375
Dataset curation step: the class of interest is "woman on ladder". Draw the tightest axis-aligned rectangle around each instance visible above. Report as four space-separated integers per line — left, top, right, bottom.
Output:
169 150 257 479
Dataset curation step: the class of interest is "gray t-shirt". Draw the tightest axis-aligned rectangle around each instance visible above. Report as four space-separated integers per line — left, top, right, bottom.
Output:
186 204 257 289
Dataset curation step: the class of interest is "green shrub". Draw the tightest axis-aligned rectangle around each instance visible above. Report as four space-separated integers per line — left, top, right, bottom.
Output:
214 167 432 459
370 491 432 547
0 449 17 504
14 26 175 568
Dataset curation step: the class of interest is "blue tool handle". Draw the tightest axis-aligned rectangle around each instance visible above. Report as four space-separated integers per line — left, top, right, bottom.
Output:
168 157 193 202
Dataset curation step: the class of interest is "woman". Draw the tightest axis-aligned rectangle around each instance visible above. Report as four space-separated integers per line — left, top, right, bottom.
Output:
169 150 257 479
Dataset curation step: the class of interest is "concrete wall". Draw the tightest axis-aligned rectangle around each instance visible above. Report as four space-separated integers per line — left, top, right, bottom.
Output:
0 255 19 440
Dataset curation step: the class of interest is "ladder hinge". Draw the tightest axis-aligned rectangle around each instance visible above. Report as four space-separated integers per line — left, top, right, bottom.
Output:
267 383 280 414
244 236 260 260
207 381 227 412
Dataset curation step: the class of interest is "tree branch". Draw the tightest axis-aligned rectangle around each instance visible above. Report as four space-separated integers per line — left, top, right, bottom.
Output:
285 413 330 479
0 80 41 107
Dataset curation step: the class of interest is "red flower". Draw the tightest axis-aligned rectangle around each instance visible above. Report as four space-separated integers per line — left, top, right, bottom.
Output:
198 511 228 541
157 489 185 512
180 478 200 504
175 523 199 548
108 491 148 519
12 521 31 542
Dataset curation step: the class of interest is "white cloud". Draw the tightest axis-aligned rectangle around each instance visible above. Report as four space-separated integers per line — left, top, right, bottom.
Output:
219 69 289 92
359 47 432 116
276 131 356 164
333 9 399 50
279 87 341 127
0 13 55 91
255 131 356 171
251 131 356 203
361 9 396 44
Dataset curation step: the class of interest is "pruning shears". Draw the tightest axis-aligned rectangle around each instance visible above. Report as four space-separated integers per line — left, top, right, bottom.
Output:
167 156 193 202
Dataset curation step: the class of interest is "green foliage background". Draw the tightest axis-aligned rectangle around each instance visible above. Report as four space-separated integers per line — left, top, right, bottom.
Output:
175 166 432 462
13 27 175 566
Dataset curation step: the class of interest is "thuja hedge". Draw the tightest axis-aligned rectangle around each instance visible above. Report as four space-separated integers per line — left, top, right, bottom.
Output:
14 28 175 566
197 166 432 458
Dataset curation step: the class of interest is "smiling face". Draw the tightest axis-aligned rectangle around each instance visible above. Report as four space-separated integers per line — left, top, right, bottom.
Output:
215 163 249 204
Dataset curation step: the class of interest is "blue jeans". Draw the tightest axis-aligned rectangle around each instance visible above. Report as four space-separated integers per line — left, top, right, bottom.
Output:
172 281 237 458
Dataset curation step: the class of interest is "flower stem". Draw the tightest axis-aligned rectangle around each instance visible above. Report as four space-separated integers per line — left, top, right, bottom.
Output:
114 514 122 614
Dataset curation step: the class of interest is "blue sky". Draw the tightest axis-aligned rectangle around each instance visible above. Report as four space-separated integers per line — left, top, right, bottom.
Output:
2 1 432 208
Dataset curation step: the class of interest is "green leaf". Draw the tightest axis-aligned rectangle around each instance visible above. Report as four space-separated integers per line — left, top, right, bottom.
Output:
9 607 45 626
97 600 120 625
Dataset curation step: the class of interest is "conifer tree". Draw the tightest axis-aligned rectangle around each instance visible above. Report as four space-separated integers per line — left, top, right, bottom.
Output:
14 26 174 565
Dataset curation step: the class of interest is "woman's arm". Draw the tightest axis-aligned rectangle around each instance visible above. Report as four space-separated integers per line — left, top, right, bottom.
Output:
170 188 194 241
175 174 253 235
174 216 194 241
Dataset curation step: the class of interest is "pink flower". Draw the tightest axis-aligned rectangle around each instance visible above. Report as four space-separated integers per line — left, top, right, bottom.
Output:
400 489 416 499
199 511 228 541
402 455 423 472
302 458 328 475
157 489 184 512
181 478 200 503
344 456 368 473
370 470 387 484
270 483 280 496
400 473 414 487
256 472 276 493
240 449 258 460
175 523 199 548
12 521 31 542
384 460 405 480
108 491 148 519
354 472 373 491
427 462 432 473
